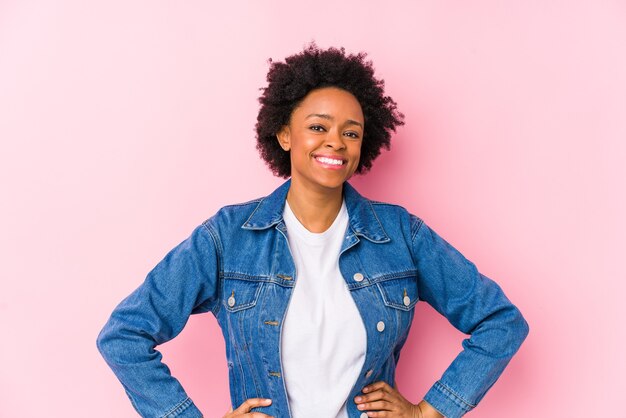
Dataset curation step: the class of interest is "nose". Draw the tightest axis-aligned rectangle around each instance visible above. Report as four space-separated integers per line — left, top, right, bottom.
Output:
324 128 346 150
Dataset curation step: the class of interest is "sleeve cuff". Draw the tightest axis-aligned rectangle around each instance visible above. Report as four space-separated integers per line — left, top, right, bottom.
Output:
423 381 475 418
162 397 203 418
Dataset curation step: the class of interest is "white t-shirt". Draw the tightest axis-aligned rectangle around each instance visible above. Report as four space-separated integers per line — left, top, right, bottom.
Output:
281 199 367 418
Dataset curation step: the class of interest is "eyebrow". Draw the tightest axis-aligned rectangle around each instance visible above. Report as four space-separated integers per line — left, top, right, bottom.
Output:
305 113 363 129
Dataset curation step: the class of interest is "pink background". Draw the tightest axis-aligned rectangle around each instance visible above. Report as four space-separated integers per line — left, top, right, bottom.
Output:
1 1 624 417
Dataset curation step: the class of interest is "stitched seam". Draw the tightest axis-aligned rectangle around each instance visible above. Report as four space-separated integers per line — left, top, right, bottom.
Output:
159 396 192 418
436 381 476 409
222 281 263 312
202 220 223 317
242 195 269 226
223 272 272 281
221 198 263 209
375 282 418 311
234 342 249 400
370 201 405 208
344 271 418 290
221 272 297 288
410 215 424 242
367 197 408 207
367 200 390 241
372 270 418 281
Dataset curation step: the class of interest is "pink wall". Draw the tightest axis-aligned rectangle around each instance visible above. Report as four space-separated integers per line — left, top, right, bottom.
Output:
1 1 624 417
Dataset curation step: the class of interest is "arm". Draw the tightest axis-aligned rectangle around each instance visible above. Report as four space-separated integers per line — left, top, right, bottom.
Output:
417 400 445 418
410 215 529 418
354 381 445 417
96 221 221 418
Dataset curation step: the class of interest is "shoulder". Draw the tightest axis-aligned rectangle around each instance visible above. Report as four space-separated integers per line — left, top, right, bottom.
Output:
200 196 265 232
365 197 425 240
369 196 423 223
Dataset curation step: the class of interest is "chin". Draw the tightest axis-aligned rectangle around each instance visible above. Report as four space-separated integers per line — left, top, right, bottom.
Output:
314 177 348 190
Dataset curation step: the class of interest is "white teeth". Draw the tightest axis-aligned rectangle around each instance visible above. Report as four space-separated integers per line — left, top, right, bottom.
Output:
316 156 343 165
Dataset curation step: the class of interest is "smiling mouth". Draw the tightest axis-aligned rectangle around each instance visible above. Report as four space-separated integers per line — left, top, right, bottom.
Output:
313 156 346 166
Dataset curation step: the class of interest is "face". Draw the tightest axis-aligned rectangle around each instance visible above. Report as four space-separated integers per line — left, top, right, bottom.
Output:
276 87 364 192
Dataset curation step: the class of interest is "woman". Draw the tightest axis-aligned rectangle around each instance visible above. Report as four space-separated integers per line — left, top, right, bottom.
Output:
97 44 529 418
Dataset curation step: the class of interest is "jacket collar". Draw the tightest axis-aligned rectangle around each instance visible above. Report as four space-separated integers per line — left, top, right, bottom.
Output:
242 178 390 243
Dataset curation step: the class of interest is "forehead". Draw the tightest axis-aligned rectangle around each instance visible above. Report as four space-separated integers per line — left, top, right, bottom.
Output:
294 87 363 120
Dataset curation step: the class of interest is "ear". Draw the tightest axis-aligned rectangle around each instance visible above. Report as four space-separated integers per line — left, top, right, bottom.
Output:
276 125 291 151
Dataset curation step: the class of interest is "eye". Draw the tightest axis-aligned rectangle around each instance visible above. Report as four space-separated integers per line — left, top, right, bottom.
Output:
309 125 326 132
344 131 360 139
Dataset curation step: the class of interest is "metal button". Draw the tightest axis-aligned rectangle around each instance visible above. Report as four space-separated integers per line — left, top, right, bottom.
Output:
376 321 385 332
360 413 368 418
403 295 411 306
227 290 235 307
353 272 364 282
365 369 373 378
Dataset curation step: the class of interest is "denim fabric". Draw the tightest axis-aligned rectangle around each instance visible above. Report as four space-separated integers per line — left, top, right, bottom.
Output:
96 178 529 418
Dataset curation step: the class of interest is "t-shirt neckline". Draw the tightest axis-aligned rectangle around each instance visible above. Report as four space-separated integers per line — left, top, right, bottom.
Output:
283 199 348 246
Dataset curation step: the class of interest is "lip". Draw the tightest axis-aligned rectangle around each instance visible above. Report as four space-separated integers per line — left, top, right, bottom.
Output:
312 153 347 163
312 153 347 170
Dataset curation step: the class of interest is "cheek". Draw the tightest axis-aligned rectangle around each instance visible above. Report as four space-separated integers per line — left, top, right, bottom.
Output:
351 144 362 161
292 134 317 153
348 148 362 173
289 139 314 166
301 135 320 150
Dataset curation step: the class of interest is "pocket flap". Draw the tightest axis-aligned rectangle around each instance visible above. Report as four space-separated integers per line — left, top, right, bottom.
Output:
223 279 263 312
376 277 419 311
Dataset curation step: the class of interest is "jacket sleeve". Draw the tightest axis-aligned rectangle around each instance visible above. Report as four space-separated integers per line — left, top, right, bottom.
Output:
96 220 221 418
409 215 529 418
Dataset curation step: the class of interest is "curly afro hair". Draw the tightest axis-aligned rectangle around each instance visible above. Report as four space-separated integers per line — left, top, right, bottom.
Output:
255 43 404 178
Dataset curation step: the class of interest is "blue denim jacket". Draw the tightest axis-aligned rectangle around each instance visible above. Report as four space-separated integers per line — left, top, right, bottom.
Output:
97 178 529 418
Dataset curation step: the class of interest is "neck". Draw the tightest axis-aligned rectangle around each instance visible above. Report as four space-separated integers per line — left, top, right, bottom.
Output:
286 177 344 233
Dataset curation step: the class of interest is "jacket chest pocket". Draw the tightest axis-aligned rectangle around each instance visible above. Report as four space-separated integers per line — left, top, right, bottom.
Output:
375 275 419 311
222 278 264 313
